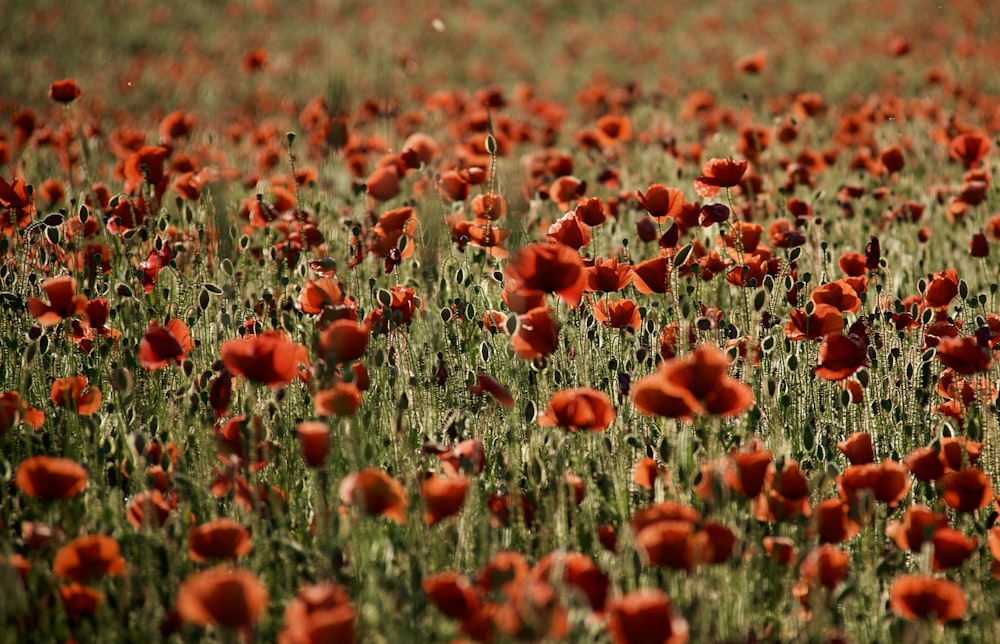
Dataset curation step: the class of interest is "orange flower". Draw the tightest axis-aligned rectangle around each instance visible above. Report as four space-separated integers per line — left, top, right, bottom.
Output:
636 184 685 221
422 571 482 622
782 303 844 342
931 527 977 570
838 460 910 507
813 498 860 543
886 505 947 552
586 257 633 293
177 566 268 630
505 242 586 308
468 372 514 408
940 467 993 512
814 334 866 381
317 319 369 364
532 551 609 613
762 536 797 566
633 457 669 490
694 158 748 198
188 518 253 562
314 382 363 417
126 489 176 529
296 420 331 467
298 277 344 314
471 192 507 221
537 387 615 431
546 211 591 249
799 544 850 590
339 468 408 523
421 474 469 526
138 319 193 370
280 582 356 643
606 589 689 644
49 78 82 103
935 336 993 375
837 431 874 465
511 306 560 360
0 390 45 433
53 535 126 582
730 442 772 498
923 268 959 311
631 256 672 294
949 133 991 168
16 455 88 500
365 165 400 202
905 446 946 482
60 583 103 622
755 459 812 522
220 330 308 388
810 280 860 314
631 344 754 421
734 50 767 74
50 375 102 415
592 298 641 331
28 275 88 326
889 575 967 623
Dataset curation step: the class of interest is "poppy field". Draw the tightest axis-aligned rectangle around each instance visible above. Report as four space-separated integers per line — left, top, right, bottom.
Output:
4 0 1000 641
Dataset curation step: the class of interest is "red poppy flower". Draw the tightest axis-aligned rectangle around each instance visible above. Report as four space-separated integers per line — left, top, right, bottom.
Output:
632 344 755 420
606 589 689 644
784 304 844 341
546 211 591 249
636 184 685 221
537 387 615 432
838 460 910 507
295 420 332 467
421 474 469 526
138 319 193 370
586 257 633 292
339 468 408 523
53 535 126 582
730 442 772 498
422 571 483 622
735 50 767 74
940 468 993 512
505 242 586 308
837 431 874 465
177 566 269 630
889 575 967 623
16 455 87 500
810 280 861 314
431 438 486 477
694 158 748 197
314 383 363 417
220 330 309 388
905 446 946 482
123 145 171 195
471 192 507 221
814 334 866 381
126 490 175 529
49 78 82 104
28 275 88 326
799 544 850 591
635 520 699 572
935 336 993 374
50 375 102 415
592 297 641 331
813 498 860 543
930 527 977 570
949 133 991 168
60 583 103 622
317 319 369 365
631 256 672 294
762 536 797 566
468 372 514 408
279 581 356 644
511 306 560 360
298 277 344 314
0 391 45 434
532 551 609 613
924 268 959 311
886 505 947 552
575 197 608 226
754 460 812 522
188 518 253 562
634 457 669 490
